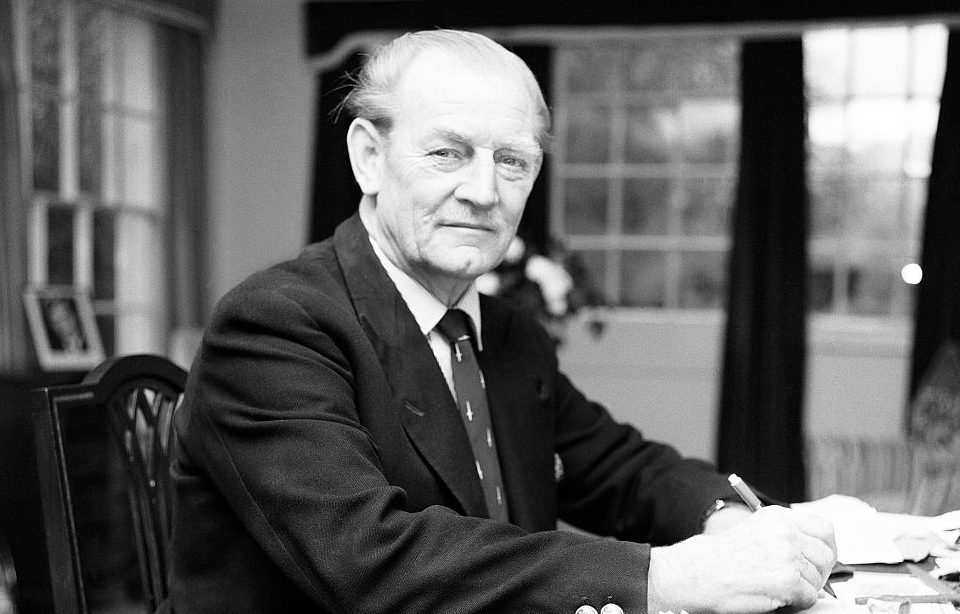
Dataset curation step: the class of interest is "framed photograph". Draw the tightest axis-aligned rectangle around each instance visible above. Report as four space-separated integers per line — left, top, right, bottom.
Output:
24 286 105 372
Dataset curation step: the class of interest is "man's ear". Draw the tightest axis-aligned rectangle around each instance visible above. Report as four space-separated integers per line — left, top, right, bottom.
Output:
346 118 385 196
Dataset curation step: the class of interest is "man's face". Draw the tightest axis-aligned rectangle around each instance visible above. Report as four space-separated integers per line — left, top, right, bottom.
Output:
367 50 543 292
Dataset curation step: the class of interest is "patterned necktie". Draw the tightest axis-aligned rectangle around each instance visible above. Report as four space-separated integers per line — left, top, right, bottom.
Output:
436 309 509 522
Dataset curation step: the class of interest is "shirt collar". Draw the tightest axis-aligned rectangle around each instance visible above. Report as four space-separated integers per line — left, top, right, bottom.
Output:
367 234 483 349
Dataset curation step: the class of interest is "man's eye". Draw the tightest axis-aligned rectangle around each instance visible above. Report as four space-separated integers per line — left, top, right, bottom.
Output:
430 148 459 159
495 151 530 170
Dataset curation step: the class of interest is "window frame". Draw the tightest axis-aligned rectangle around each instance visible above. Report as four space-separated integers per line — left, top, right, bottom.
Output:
15 0 170 358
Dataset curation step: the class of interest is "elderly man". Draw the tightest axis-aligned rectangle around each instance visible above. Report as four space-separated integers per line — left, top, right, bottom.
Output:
170 29 835 613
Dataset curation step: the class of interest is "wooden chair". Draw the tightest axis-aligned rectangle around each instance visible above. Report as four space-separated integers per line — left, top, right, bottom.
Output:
32 355 186 614
0 529 18 614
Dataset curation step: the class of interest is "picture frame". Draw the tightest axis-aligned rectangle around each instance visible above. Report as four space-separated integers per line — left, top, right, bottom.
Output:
23 285 105 372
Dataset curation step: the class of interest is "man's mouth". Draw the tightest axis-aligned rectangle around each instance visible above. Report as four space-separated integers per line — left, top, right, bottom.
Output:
442 222 494 232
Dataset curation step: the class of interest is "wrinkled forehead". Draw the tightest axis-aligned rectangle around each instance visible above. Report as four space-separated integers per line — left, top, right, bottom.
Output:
393 48 548 148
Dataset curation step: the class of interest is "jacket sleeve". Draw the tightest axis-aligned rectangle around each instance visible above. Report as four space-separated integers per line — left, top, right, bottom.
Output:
174 275 654 613
552 368 736 545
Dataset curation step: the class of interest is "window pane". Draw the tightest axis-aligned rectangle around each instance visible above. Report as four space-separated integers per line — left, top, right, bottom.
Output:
905 100 938 178
623 178 670 235
79 104 103 195
564 179 608 236
78 2 108 100
93 211 115 300
903 178 927 241
912 25 948 97
679 252 726 309
851 28 909 96
620 251 665 307
679 99 738 163
845 177 902 240
808 103 846 169
809 175 846 239
96 313 116 356
115 213 160 305
122 117 159 207
29 0 61 88
564 46 617 93
808 265 835 313
846 99 907 171
804 29 848 100
114 212 163 354
32 91 60 191
625 104 675 163
624 43 672 92
120 16 158 111
48 205 75 285
570 250 609 305
680 177 732 236
673 40 739 95
565 105 610 164
848 264 894 316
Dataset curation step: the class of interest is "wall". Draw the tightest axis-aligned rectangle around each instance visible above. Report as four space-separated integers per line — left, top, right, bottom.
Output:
206 0 314 309
205 10 914 464
558 314 911 462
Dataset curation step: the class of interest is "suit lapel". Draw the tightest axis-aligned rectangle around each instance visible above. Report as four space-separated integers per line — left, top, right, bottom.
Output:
333 215 487 518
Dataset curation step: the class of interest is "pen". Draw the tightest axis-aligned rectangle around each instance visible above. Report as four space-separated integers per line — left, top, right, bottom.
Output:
726 474 838 599
727 473 762 511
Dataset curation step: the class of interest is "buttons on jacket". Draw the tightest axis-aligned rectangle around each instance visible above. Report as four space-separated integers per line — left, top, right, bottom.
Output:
576 604 623 614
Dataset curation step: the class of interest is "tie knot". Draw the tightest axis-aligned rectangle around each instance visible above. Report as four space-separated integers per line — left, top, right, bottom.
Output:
436 309 473 343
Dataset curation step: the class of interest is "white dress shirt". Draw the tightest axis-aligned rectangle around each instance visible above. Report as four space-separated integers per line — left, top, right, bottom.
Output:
368 236 483 398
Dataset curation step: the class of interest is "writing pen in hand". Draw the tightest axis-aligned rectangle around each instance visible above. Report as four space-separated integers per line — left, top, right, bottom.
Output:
727 474 838 599
728 474 763 511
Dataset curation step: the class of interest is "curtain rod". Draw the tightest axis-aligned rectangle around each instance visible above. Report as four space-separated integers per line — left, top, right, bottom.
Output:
308 16 960 72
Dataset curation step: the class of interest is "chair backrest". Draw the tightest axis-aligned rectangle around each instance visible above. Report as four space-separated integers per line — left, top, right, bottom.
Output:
0 529 18 614
32 355 186 614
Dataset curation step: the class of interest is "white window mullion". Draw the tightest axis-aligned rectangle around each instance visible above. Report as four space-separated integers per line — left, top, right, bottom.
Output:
75 202 93 290
29 199 48 285
59 0 79 201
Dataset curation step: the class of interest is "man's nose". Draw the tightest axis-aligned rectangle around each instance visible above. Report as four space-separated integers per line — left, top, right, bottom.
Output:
454 152 498 208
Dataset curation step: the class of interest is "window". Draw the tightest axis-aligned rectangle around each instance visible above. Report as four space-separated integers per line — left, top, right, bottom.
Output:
550 25 947 317
550 38 740 309
17 0 167 356
805 24 947 317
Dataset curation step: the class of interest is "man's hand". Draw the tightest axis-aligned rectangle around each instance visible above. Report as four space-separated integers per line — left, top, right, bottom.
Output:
647 505 837 614
702 502 754 535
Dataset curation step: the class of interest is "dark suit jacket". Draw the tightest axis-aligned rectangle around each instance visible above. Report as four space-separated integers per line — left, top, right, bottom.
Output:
170 213 735 613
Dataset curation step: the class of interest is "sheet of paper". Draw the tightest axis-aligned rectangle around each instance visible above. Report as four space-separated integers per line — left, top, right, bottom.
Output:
808 572 956 614
835 572 955 614
793 495 905 565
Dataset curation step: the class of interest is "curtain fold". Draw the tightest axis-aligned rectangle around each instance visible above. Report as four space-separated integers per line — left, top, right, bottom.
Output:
908 30 960 418
159 25 207 339
717 39 808 503
0 0 34 375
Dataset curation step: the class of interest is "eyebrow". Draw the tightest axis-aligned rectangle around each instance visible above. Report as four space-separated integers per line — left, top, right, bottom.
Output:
430 129 542 157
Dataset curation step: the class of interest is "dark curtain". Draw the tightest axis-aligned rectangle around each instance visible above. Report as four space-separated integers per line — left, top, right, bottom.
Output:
160 25 208 331
0 0 34 375
307 45 552 250
908 30 960 419
717 39 808 503
308 53 364 244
